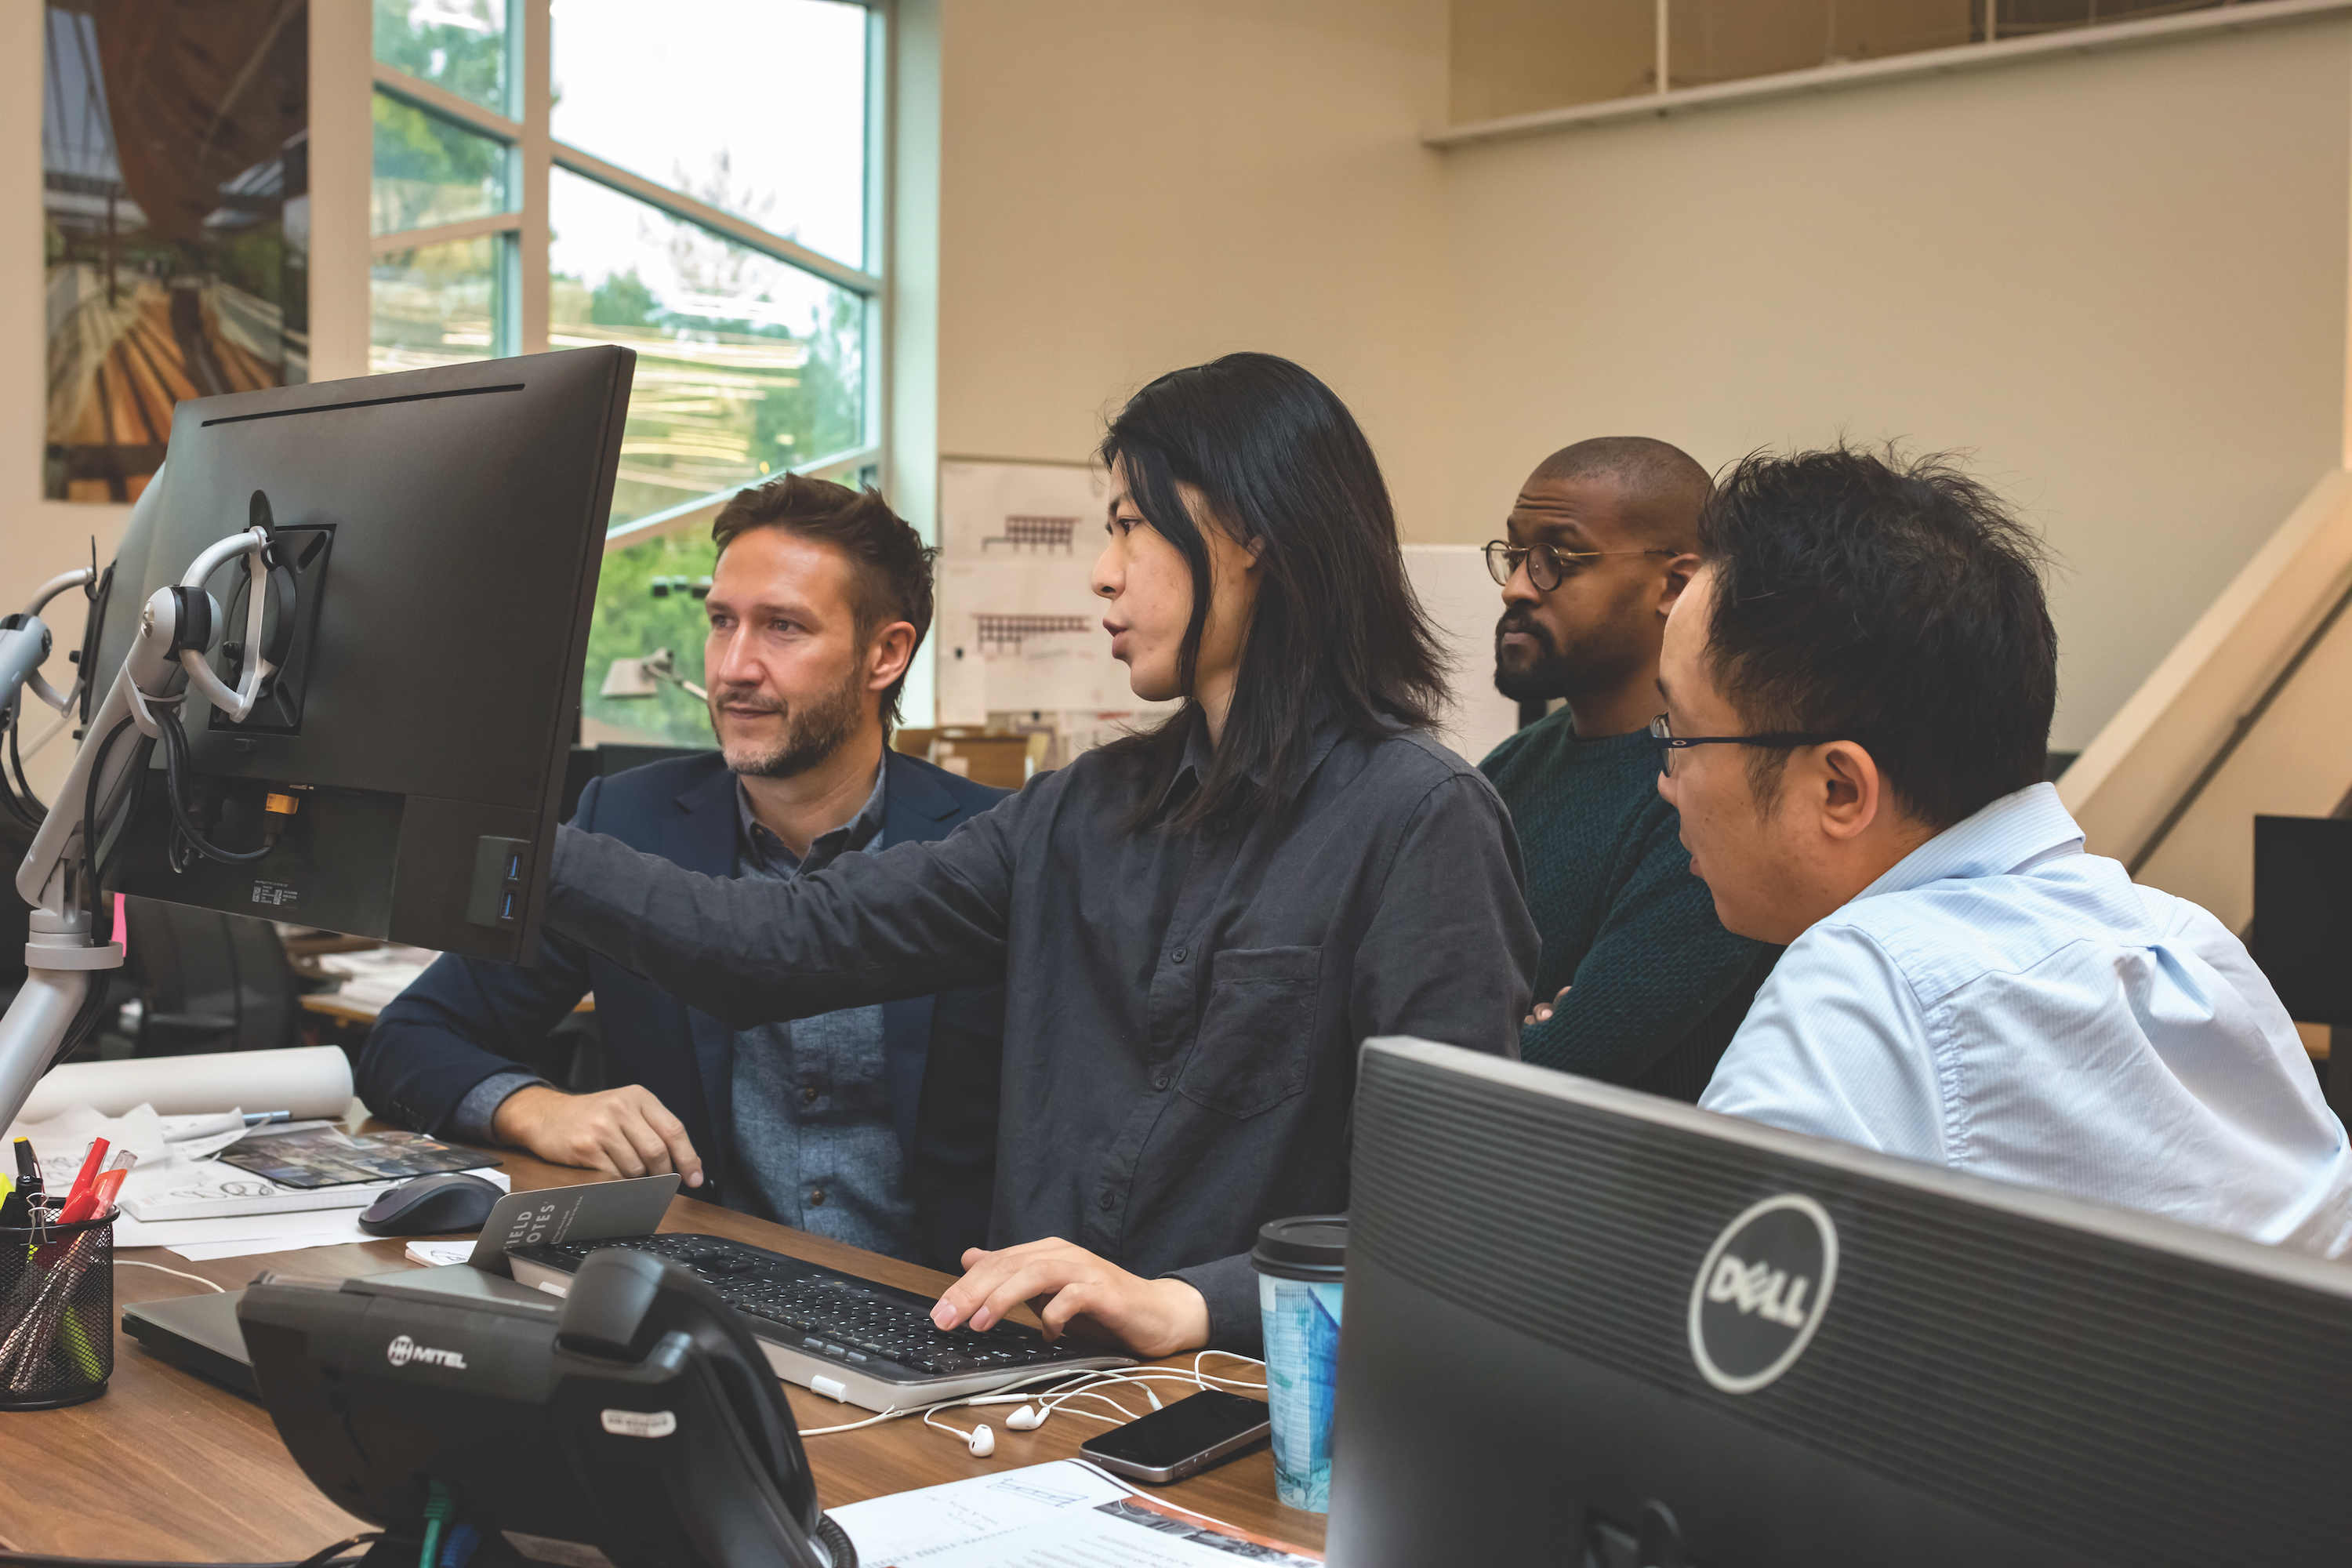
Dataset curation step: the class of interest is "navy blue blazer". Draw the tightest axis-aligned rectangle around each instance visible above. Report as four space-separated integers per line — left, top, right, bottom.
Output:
358 749 1010 1268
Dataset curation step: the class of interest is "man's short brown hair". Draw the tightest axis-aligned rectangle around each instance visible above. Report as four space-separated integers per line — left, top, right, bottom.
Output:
710 473 938 728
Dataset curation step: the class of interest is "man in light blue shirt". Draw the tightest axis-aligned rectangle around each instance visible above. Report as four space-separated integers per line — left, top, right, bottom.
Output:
1656 446 2352 1258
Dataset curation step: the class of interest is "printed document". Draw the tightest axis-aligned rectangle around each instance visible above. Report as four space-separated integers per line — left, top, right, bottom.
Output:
829 1460 1321 1566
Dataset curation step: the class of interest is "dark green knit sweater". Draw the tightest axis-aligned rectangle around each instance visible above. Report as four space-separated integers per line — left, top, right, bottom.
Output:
1479 712 1777 1102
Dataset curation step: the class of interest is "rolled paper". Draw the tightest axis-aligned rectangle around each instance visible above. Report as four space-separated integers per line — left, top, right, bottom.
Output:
16 1046 353 1124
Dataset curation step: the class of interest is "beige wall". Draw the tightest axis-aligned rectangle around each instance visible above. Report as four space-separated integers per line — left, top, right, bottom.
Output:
931 6 2352 753
1436 18 2352 750
931 0 1453 532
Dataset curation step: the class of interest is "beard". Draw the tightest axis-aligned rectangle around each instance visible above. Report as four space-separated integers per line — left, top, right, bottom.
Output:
1492 606 1646 706
1493 608 1578 703
710 669 866 780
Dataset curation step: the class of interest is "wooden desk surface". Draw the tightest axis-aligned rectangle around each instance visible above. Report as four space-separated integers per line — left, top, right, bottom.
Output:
0 1147 1327 1562
299 993 594 1024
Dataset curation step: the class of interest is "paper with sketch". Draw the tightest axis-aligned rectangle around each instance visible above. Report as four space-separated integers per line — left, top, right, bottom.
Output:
114 1168 512 1257
932 558 1178 729
829 1460 1321 1566
938 460 1108 560
121 1159 513 1225
119 1144 396 1222
6 1103 261 1181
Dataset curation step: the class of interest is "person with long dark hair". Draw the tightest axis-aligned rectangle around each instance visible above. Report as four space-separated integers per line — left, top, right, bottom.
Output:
542 353 1539 1353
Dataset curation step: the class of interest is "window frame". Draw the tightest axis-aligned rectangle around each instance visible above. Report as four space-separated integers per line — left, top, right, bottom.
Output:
361 0 888 540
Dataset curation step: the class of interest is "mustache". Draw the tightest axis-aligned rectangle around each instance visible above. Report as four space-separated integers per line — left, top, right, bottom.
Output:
711 686 786 716
1496 609 1553 651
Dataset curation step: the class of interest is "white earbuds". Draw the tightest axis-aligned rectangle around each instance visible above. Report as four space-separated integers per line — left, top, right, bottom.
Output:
924 1406 997 1458
884 1356 1274 1463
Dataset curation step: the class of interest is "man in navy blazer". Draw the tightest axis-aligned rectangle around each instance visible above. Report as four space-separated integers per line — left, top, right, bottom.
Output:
359 474 1008 1269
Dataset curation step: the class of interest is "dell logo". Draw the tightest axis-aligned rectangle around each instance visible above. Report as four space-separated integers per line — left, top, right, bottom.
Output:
386 1334 469 1371
1687 1194 1838 1395
1704 1253 1816 1328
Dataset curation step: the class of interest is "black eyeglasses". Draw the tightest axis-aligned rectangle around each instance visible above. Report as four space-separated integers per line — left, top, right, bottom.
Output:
1647 714 1854 778
1485 539 1675 593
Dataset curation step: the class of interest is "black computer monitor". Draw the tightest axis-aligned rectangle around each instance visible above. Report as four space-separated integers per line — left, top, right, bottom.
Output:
1327 1036 2352 1566
85 348 632 961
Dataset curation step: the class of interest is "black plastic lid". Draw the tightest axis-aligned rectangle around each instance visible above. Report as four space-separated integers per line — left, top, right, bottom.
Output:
1250 1214 1347 1281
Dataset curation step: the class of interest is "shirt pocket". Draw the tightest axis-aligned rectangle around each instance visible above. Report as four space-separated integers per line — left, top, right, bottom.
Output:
1178 946 1324 1120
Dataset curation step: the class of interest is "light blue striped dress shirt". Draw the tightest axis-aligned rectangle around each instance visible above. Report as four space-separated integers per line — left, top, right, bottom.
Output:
1700 783 2352 1258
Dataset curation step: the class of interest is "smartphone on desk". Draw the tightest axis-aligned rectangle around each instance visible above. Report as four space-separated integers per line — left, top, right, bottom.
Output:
1080 1389 1272 1483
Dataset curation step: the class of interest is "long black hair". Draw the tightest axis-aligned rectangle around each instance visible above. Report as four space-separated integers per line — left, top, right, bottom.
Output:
1098 352 1445 830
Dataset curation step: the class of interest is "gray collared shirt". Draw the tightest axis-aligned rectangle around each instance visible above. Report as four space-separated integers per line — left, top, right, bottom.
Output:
728 755 920 1261
548 709 1538 1348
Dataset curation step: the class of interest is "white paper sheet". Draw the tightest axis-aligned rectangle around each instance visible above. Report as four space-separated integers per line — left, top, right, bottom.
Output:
118 1138 397 1223
318 946 438 1010
5 1105 286 1201
405 1240 474 1267
113 1169 509 1254
938 461 1108 559
162 1223 378 1260
933 557 1158 725
829 1461 1320 1566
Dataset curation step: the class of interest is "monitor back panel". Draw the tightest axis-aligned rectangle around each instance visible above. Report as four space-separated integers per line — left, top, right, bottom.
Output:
97 350 632 960
1325 1042 2352 1568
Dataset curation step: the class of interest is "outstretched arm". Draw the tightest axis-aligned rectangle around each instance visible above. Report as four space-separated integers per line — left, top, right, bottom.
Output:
543 789 1023 1029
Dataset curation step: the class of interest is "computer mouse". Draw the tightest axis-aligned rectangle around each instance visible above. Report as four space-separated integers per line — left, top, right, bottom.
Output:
358 1171 504 1237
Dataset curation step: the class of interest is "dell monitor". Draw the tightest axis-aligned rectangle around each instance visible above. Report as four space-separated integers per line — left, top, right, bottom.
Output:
1326 1036 2352 1566
82 347 632 962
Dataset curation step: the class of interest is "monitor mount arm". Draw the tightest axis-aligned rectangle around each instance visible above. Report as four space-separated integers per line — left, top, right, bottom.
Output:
0 568 98 732
0 503 293 1131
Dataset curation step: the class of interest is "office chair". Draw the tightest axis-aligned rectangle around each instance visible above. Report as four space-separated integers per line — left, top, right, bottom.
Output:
121 897 304 1056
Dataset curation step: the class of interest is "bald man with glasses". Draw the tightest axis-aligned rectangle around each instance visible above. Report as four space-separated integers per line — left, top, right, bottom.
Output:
1479 437 1778 1100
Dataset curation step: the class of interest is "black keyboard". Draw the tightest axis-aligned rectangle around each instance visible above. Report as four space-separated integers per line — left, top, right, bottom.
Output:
510 1232 1094 1380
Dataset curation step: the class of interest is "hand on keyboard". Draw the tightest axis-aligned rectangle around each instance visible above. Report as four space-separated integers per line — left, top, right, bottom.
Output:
930 1236 1210 1359
518 1235 1095 1381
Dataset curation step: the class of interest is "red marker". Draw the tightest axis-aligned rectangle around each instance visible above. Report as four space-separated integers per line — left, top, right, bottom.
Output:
56 1167 126 1228
65 1138 108 1209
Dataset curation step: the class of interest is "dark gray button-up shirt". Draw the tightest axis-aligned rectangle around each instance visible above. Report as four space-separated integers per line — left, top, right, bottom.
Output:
731 758 920 1261
546 710 1539 1348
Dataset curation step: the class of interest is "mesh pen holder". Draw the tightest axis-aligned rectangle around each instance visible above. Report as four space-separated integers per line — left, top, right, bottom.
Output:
0 1206 114 1410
